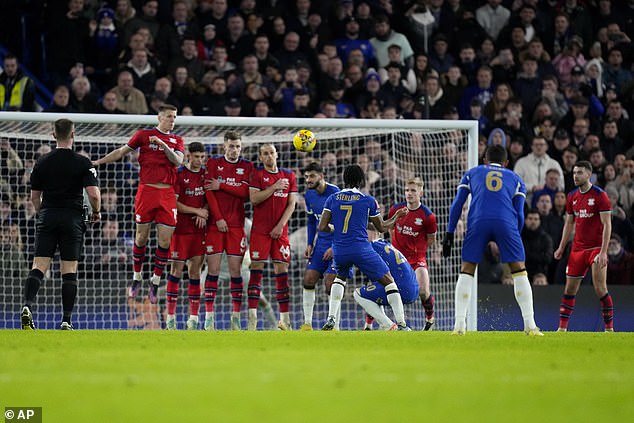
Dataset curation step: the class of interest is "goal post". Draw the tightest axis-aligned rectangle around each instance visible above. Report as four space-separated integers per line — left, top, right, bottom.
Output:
0 112 478 330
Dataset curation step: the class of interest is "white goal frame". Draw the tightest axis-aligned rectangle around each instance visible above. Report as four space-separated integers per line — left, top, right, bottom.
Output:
0 112 479 330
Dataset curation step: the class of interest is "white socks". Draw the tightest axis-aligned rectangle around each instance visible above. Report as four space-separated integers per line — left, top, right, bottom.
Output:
328 278 346 320
151 274 160 286
303 288 316 325
384 282 405 326
454 273 473 332
133 271 142 281
513 272 537 330
353 290 393 329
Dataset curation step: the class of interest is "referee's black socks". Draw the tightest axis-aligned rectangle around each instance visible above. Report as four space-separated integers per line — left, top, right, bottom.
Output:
24 269 44 308
61 273 78 324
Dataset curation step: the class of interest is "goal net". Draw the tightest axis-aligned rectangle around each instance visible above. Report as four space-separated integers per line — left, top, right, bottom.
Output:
0 113 477 331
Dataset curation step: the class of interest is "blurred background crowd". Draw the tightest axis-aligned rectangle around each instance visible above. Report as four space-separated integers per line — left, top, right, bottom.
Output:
1 0 634 285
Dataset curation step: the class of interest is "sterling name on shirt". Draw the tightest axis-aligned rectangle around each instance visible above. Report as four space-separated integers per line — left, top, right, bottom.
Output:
336 193 361 201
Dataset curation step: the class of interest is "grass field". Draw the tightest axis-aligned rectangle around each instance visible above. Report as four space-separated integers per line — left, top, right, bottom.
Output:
1 331 633 423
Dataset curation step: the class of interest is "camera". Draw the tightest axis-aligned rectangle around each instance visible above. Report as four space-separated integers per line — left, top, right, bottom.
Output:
608 33 623 42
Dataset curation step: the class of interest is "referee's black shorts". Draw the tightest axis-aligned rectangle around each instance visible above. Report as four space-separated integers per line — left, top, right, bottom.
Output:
35 209 86 261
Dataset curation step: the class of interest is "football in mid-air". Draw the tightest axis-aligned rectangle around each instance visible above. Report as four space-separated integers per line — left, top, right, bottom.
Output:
293 129 316 152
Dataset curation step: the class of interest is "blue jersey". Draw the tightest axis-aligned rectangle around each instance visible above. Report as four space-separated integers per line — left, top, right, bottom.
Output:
323 188 380 249
358 239 419 305
447 163 527 263
448 163 526 233
305 183 340 247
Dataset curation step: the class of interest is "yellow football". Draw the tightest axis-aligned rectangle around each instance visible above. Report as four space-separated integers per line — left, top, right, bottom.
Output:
293 129 316 152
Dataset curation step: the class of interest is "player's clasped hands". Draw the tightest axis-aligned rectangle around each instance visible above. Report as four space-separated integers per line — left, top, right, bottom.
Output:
322 247 333 261
273 178 289 191
204 178 220 191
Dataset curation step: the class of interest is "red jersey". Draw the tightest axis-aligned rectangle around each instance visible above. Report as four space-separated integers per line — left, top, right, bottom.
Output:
174 166 207 235
204 156 252 227
566 185 611 252
127 128 185 186
388 202 437 264
250 166 297 235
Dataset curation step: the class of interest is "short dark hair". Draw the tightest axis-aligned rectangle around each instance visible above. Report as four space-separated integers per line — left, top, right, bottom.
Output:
303 161 323 174
159 104 177 113
224 130 241 142
343 164 366 189
485 144 507 164
54 118 74 141
188 142 205 153
574 160 592 172
527 208 541 217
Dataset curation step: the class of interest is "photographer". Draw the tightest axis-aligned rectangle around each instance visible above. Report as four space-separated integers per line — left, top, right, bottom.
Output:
20 118 101 330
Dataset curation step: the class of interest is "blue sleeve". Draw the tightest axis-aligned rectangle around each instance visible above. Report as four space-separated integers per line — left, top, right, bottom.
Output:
447 188 469 233
368 196 380 217
513 194 525 231
306 212 317 246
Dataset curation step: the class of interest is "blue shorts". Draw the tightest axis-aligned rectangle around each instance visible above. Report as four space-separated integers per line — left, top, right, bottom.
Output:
307 241 353 278
462 219 525 263
333 244 389 282
358 278 419 305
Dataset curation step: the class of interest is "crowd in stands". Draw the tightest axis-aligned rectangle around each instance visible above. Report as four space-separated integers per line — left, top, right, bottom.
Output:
1 0 634 285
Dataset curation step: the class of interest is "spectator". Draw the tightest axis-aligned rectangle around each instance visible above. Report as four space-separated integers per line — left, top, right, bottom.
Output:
550 128 571 165
193 76 227 116
607 234 634 285
514 136 565 201
153 77 180 110
253 34 280 73
531 168 562 209
123 48 157 96
370 14 414 69
123 0 160 45
44 85 76 113
377 45 416 94
0 223 27 281
156 0 200 67
85 7 120 93
521 209 553 285
605 100 634 146
513 56 542 114
459 65 494 118
168 37 206 83
223 13 254 66
169 66 199 108
114 0 136 28
109 70 148 114
519 37 555 79
543 12 574 58
494 97 533 144
419 74 449 119
336 16 375 67
379 62 410 107
600 119 625 163
570 118 590 148
97 91 126 114
484 82 513 123
0 55 37 112
69 76 98 113
559 95 600 135
477 36 496 67
476 0 510 41
224 97 242 117
197 24 221 70
489 46 517 84
441 65 467 108
274 31 308 71
428 33 454 76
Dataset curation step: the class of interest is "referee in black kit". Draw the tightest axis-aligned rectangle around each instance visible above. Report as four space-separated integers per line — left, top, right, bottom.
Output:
21 118 101 330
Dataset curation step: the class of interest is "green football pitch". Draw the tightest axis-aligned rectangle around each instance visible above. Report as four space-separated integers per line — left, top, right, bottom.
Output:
1 331 633 423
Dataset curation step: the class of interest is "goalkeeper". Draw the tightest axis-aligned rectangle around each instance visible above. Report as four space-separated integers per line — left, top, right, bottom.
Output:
441 145 542 336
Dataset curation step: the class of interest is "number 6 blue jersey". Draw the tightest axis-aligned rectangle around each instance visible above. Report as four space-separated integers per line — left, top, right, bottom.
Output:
448 163 526 232
447 163 527 263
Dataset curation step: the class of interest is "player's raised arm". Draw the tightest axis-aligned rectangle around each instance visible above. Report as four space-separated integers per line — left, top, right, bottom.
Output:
371 207 408 233
93 144 133 166
149 135 184 166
